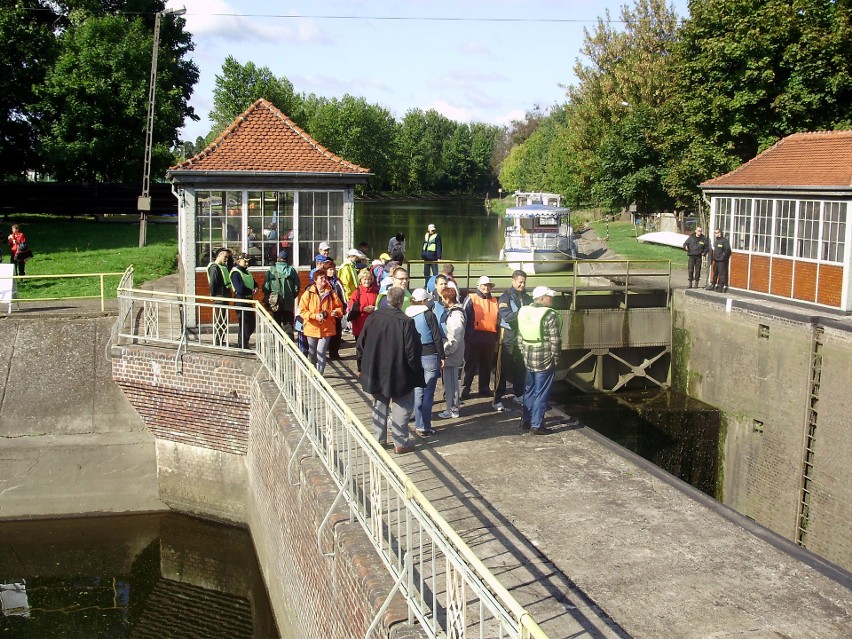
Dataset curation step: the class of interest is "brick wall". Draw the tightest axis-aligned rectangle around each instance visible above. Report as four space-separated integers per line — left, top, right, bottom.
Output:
729 252 749 288
748 254 770 293
792 261 818 302
770 257 793 297
112 347 424 639
817 264 843 307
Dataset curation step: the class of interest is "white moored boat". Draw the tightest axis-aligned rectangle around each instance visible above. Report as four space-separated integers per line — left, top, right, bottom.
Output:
498 192 577 274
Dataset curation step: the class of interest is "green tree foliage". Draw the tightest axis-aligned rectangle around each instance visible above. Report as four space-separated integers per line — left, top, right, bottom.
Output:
664 0 852 206
33 0 198 182
208 55 298 135
305 94 398 190
0 1 57 178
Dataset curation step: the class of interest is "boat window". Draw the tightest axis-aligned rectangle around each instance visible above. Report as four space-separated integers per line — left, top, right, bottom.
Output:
536 217 559 229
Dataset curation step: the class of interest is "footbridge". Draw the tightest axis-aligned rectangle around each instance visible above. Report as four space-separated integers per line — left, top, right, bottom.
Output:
104 267 851 639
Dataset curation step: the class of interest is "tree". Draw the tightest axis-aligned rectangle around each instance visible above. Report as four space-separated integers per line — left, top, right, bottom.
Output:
0 1 58 177
664 0 852 206
209 56 298 134
306 95 397 190
35 1 198 182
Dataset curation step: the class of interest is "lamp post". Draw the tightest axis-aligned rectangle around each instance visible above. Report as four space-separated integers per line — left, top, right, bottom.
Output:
138 6 186 248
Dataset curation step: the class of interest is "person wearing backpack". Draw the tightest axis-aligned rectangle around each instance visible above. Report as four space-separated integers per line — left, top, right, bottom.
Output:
262 250 300 340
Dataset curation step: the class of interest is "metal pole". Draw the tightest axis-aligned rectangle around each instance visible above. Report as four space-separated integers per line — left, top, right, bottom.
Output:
138 7 186 248
138 11 161 248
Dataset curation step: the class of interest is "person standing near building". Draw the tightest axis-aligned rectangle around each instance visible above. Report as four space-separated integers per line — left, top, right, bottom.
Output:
262 249 300 340
461 275 499 400
346 268 379 339
388 232 406 264
230 253 258 349
707 229 732 292
421 223 442 283
494 270 532 411
339 249 363 302
207 247 233 346
298 268 343 373
683 227 709 288
313 240 332 269
406 288 445 436
356 286 424 454
517 286 563 435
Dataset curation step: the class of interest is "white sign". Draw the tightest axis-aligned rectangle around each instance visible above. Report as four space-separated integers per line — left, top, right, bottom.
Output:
0 264 15 314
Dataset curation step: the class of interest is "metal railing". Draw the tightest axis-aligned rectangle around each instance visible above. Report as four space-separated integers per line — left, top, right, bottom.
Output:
113 267 548 639
1 271 127 312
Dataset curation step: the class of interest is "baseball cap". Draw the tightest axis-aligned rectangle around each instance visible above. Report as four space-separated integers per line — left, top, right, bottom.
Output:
410 288 430 302
237 252 251 261
347 248 365 258
532 286 557 299
318 241 331 250
477 275 494 286
379 252 391 262
277 250 288 261
428 223 436 231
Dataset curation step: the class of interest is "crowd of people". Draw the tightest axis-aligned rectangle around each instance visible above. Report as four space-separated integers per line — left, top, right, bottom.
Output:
205 221 565 454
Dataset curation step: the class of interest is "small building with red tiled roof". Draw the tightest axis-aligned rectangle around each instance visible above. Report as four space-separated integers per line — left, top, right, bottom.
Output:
700 130 852 310
166 98 371 297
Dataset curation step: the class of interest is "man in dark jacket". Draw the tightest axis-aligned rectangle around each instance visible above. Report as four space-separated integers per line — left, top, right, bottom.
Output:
494 270 532 411
356 286 425 454
683 227 709 288
707 229 732 292
231 252 258 349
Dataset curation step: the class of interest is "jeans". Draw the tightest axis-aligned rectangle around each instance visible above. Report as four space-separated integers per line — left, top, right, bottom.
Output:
307 336 331 373
523 367 556 429
423 261 438 283
372 391 414 448
442 365 461 413
414 354 439 431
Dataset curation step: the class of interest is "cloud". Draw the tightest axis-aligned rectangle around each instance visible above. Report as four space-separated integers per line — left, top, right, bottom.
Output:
171 0 333 44
459 41 491 56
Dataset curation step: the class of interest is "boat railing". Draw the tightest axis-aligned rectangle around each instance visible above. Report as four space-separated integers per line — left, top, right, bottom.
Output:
504 232 562 250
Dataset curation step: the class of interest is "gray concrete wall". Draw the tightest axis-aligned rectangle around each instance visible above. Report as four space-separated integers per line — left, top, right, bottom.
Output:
0 317 165 517
673 291 852 570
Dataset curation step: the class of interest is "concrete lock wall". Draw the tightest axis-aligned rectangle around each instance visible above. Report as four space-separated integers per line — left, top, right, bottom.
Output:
673 291 852 571
0 317 165 517
111 344 422 639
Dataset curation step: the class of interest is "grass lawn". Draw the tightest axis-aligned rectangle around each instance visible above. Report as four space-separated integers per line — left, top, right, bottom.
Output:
591 220 688 267
5 214 178 299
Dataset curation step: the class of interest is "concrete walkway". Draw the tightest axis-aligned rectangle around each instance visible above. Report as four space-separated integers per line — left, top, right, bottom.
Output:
323 345 851 638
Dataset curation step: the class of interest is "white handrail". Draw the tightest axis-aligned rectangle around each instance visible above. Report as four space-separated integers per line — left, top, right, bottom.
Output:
113 283 549 639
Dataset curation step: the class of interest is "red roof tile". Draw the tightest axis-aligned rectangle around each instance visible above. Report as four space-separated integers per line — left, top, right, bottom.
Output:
701 130 852 189
169 99 371 175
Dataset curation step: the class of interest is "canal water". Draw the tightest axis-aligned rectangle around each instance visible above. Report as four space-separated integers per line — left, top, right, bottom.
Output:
0 513 283 638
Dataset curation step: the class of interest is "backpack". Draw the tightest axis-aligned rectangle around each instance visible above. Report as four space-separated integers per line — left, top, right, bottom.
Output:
268 265 296 312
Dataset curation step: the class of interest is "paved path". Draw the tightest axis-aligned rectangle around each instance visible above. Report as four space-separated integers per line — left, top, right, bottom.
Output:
322 338 851 639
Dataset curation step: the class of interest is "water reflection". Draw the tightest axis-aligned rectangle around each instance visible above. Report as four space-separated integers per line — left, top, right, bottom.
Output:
0 513 279 638
354 198 502 262
554 387 722 498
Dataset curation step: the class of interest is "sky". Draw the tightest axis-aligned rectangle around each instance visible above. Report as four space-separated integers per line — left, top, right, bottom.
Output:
166 0 691 143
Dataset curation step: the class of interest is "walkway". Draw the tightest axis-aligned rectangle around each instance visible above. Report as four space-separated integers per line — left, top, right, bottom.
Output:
323 339 851 638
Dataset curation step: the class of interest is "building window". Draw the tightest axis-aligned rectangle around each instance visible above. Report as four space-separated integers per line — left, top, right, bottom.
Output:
297 191 344 267
752 199 772 254
731 198 752 250
821 202 846 263
247 191 294 267
195 190 243 266
715 197 732 235
774 199 795 257
797 200 820 260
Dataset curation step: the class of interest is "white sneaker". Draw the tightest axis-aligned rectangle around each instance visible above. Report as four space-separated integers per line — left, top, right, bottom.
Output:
492 402 505 412
438 410 458 419
513 395 524 405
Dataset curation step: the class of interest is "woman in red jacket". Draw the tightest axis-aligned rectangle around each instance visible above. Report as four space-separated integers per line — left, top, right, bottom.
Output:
7 224 28 277
298 268 343 374
346 268 380 338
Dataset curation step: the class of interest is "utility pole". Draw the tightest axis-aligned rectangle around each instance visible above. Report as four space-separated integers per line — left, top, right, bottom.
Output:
138 6 186 248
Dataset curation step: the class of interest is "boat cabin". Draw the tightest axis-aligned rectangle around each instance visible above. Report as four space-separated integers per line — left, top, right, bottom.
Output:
700 130 852 310
513 191 563 207
166 98 371 297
